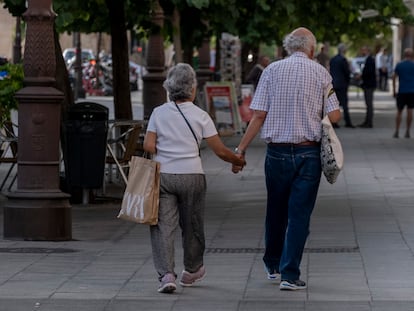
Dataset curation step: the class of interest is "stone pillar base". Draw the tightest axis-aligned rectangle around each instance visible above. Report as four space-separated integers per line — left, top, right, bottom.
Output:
3 192 71 241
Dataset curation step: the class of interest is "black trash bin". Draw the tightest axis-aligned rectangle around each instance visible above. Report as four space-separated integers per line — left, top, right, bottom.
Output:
64 102 109 190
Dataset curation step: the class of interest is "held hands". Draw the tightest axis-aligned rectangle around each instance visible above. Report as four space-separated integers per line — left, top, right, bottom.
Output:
232 153 246 174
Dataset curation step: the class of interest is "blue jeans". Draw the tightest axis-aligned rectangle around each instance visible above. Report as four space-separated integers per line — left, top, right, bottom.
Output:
263 144 321 281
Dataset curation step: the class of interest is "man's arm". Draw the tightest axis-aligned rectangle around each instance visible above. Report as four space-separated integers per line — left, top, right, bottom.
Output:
392 72 398 98
236 110 267 153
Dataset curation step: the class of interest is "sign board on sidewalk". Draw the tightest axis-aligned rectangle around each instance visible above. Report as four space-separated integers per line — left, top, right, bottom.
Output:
204 82 242 136
239 84 254 126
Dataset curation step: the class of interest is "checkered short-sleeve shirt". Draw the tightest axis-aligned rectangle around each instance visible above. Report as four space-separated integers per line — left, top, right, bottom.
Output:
250 52 339 144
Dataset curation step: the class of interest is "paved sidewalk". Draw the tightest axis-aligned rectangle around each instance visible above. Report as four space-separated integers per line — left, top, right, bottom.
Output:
1 91 414 310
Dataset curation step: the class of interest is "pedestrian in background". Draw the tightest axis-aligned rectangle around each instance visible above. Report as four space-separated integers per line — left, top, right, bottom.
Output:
392 48 414 138
359 46 376 128
316 44 330 70
143 63 245 294
232 27 341 291
330 43 354 128
245 55 270 90
379 48 391 91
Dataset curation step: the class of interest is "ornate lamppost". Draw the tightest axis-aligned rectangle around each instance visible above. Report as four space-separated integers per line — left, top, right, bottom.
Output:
142 0 166 119
3 0 71 240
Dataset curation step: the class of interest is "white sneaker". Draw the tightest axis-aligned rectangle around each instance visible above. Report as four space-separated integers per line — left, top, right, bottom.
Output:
279 279 307 290
264 265 280 281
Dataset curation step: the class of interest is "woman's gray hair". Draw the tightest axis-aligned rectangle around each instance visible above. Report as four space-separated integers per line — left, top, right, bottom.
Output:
283 29 316 56
163 63 197 102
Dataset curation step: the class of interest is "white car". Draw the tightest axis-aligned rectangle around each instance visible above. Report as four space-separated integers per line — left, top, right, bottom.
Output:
63 48 95 66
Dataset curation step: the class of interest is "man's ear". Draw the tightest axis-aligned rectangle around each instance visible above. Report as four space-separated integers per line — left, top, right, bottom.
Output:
309 46 315 59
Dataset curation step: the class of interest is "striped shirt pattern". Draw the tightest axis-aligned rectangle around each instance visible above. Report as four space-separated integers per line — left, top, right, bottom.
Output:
250 52 340 144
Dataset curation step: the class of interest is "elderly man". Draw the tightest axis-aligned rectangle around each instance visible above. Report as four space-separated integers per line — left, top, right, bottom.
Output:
233 27 341 290
330 43 354 128
358 46 377 128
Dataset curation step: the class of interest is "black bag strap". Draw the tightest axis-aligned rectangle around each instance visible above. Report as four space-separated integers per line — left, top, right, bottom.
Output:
174 102 201 156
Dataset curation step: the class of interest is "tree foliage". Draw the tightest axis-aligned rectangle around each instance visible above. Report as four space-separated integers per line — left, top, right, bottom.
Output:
4 0 413 56
0 63 23 125
3 0 414 80
53 0 110 33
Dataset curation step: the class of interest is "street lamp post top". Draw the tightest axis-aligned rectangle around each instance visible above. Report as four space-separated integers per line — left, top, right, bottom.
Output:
25 0 56 17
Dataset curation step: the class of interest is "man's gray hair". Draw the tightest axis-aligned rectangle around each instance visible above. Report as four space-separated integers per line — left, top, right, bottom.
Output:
163 63 197 102
283 30 316 55
338 43 347 54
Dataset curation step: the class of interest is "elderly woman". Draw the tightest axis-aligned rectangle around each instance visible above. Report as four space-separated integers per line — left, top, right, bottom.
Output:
143 63 246 294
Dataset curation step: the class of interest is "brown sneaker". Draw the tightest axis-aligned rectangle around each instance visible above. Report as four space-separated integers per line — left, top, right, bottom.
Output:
179 265 206 287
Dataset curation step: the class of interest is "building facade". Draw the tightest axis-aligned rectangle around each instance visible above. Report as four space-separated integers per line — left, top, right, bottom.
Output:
0 7 16 60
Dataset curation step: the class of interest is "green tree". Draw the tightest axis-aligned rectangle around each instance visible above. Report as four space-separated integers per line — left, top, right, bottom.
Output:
3 0 414 99
0 63 23 126
164 0 413 76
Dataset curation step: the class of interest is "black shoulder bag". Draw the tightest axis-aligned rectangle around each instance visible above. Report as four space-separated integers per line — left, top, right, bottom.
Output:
174 102 201 156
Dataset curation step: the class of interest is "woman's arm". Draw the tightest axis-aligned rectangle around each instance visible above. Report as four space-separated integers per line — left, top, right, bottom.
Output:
143 131 157 154
205 135 246 167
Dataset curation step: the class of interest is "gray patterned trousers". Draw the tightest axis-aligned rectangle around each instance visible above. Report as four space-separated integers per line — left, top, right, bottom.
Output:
150 173 206 279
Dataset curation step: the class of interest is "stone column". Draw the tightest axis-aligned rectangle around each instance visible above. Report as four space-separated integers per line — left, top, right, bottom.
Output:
142 0 166 119
3 0 72 241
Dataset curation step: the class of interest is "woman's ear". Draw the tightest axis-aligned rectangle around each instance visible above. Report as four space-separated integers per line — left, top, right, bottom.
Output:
191 87 197 100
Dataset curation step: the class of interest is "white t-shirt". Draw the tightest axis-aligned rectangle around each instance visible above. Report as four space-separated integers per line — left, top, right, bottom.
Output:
147 101 218 174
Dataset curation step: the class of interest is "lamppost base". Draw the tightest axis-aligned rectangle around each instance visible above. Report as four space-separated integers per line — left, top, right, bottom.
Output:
3 192 72 241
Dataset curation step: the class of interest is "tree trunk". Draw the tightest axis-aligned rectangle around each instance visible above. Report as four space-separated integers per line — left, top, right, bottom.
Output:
13 17 22 64
214 34 220 78
54 28 74 124
172 8 183 63
95 32 102 88
54 27 74 186
105 0 132 121
74 32 85 99
183 46 193 64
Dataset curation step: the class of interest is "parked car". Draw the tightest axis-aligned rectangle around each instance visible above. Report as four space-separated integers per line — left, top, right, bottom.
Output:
63 48 95 67
100 57 145 91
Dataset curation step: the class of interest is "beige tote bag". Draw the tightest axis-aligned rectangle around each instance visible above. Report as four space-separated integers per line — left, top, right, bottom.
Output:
118 156 160 225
